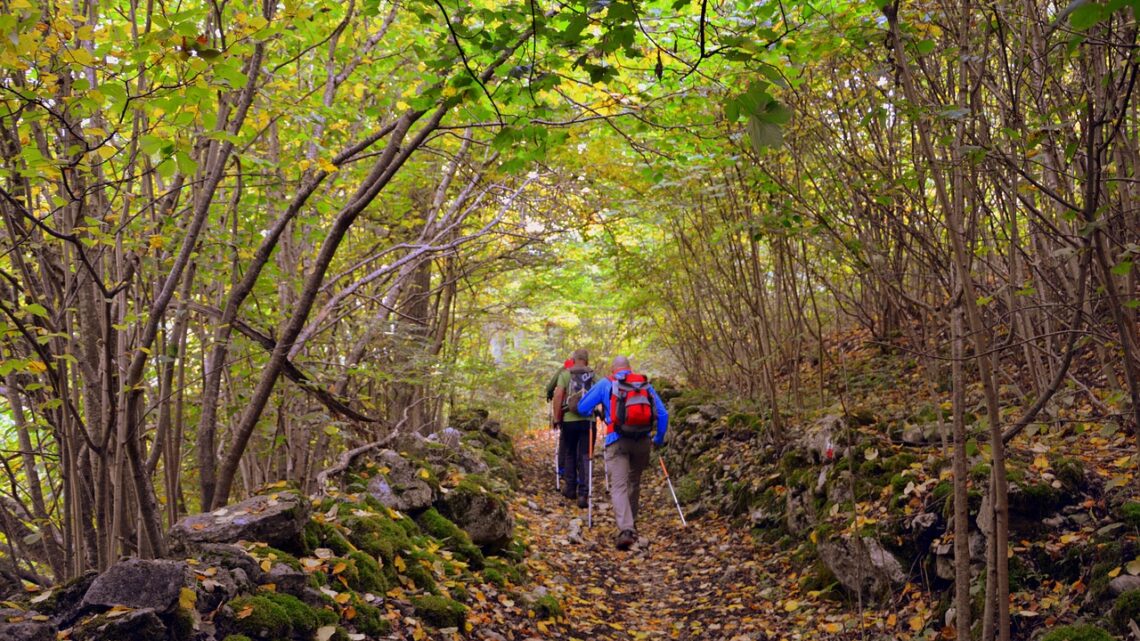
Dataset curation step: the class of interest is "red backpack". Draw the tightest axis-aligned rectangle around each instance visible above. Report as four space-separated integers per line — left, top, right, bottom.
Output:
609 372 656 438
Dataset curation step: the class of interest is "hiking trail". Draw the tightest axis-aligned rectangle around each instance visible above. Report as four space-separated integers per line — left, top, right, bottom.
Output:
500 430 849 641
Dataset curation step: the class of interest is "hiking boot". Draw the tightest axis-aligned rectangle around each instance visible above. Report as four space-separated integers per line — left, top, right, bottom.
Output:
577 495 589 509
616 530 636 550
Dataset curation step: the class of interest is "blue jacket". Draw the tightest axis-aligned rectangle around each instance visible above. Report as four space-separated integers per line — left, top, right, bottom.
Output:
577 369 669 447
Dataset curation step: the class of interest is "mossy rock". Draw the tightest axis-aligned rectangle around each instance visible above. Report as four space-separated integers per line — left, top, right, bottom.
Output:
1120 502 1140 528
350 600 391 636
411 595 467 628
404 551 440 593
532 594 563 619
417 507 485 569
1015 482 1062 517
263 592 321 634
346 550 387 593
225 596 293 639
484 556 523 584
252 546 303 572
482 567 506 588
1041 624 1115 641
304 521 354 556
341 512 411 562
1112 590 1140 633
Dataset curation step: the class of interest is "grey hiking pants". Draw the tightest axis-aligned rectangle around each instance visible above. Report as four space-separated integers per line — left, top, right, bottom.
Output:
604 436 652 533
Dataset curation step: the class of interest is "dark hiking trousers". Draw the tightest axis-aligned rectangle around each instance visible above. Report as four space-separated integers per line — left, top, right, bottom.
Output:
559 420 593 498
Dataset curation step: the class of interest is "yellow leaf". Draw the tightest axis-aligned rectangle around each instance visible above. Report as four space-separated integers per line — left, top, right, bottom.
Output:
1033 455 1049 470
236 604 254 619
418 469 431 480
1127 558 1140 576
178 588 196 611
318 158 338 173
334 592 351 604
909 614 925 631
394 556 406 572
824 622 842 633
1109 566 1123 578
332 562 347 575
259 560 272 572
1113 455 1132 468
887 613 898 627
783 600 799 612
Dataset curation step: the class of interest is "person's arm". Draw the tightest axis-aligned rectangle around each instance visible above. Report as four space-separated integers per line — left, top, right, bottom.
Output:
650 386 669 445
577 378 608 418
545 370 560 402
552 385 566 425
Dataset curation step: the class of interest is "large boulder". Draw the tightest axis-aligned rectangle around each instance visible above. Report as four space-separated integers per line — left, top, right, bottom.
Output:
398 433 489 476
0 612 55 641
81 559 189 613
798 415 846 464
366 450 438 513
70 607 166 641
170 490 309 552
817 535 907 599
785 487 816 535
437 481 513 547
450 408 502 438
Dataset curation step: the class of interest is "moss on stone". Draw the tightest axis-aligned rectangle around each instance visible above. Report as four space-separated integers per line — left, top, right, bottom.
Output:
482 567 506 588
262 591 320 634
484 556 522 584
1017 482 1061 516
403 551 439 594
304 520 354 556
226 596 292 639
350 601 391 636
417 507 485 569
411 595 467 628
341 512 412 562
1041 624 1115 641
532 594 563 619
1112 590 1140 633
346 550 387 593
256 546 303 572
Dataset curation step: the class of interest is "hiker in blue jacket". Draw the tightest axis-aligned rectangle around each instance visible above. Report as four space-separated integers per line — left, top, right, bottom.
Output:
577 356 668 550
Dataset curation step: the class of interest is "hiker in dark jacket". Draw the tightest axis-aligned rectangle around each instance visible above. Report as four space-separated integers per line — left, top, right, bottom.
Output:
545 358 574 402
546 356 574 492
552 349 596 508
577 355 668 550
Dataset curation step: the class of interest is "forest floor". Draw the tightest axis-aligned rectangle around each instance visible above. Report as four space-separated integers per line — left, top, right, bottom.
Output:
493 431 878 641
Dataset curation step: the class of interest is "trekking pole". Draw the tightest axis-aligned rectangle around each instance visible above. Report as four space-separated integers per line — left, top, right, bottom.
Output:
659 456 687 527
587 422 595 528
601 417 611 490
548 405 560 493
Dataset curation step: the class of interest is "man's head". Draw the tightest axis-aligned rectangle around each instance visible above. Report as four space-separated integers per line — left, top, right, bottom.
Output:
571 348 589 366
611 355 631 372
